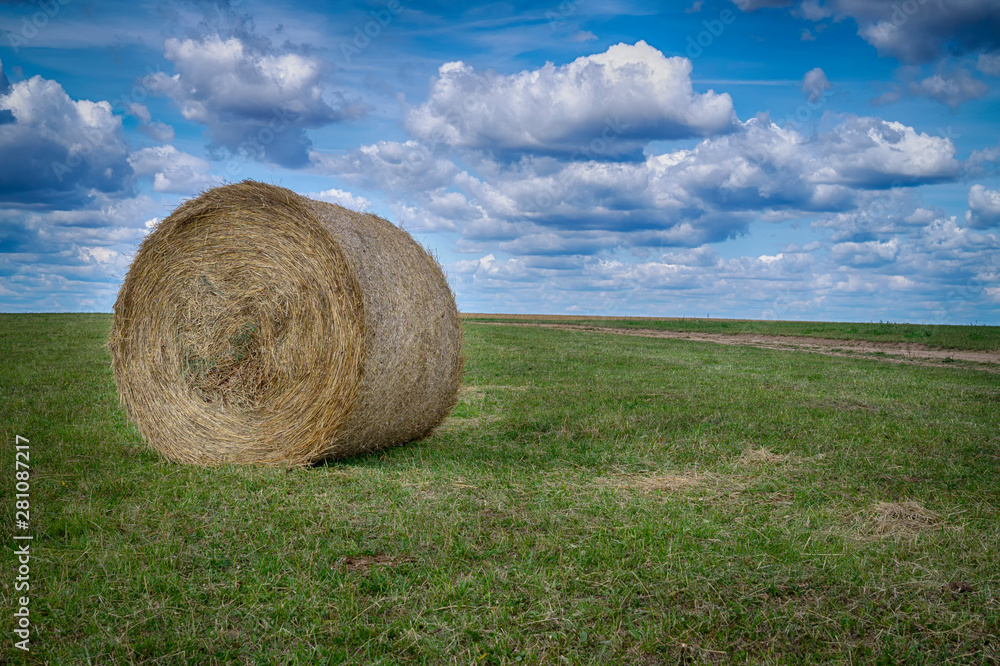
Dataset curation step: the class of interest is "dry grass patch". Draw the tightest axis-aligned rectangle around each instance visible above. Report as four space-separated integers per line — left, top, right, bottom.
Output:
868 500 945 539
634 474 704 492
598 471 738 499
739 446 792 465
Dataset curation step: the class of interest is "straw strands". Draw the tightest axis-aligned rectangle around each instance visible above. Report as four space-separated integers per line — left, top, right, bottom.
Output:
108 180 463 466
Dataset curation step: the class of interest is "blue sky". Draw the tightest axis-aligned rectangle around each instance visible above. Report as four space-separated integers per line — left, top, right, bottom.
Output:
1 0 998 323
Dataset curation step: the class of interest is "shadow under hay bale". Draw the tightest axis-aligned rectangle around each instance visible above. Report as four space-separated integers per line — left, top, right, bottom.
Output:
109 180 463 466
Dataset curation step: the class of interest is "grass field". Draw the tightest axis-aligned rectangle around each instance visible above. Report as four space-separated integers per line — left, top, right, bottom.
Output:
2 313 999 664
461 313 1000 352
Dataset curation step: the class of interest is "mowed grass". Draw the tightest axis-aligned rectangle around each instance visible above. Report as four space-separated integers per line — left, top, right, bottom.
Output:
2 313 999 664
462 313 1000 352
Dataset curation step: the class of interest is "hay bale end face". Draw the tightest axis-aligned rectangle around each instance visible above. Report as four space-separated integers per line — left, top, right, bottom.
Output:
109 180 463 466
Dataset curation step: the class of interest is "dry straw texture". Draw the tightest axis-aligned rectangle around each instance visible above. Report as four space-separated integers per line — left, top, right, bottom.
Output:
109 180 463 466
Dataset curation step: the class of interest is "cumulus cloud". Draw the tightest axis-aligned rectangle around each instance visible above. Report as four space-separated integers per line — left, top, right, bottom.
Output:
127 103 175 142
405 41 737 158
0 190 155 307
830 238 900 266
148 35 366 167
450 239 829 318
965 184 1000 228
319 115 962 255
978 53 1000 76
40 194 154 246
309 188 370 211
812 116 958 187
911 69 989 109
965 142 1000 177
734 0 1000 64
313 140 460 193
851 0 1000 64
796 0 833 20
128 145 219 193
444 207 1000 321
871 64 990 109
77 246 131 274
0 65 131 207
802 67 831 102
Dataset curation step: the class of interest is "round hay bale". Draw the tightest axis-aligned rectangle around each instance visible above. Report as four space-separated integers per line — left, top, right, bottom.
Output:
108 180 463 466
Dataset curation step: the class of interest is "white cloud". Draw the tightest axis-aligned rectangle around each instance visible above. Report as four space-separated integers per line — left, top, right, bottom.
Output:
914 216 995 256
857 2 1000 64
802 67 831 102
405 41 737 157
469 253 532 281
0 191 161 311
319 115 963 257
141 121 176 143
128 145 219 194
965 184 1000 228
911 69 989 109
797 0 832 20
734 1 1000 66
77 246 131 273
148 35 365 167
128 103 176 143
310 188 370 211
813 117 958 187
127 102 151 124
831 238 900 266
312 140 459 193
0 67 131 207
978 53 1000 76
872 64 990 110
965 142 1000 177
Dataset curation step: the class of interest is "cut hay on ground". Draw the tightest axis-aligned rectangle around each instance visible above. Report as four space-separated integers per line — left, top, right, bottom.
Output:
109 180 463 466
870 501 943 537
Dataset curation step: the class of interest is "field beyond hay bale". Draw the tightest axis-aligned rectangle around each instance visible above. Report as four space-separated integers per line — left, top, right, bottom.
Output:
107 180 463 466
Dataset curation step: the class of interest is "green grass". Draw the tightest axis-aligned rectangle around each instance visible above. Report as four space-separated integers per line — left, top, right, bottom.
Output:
462 314 1000 352
2 313 999 664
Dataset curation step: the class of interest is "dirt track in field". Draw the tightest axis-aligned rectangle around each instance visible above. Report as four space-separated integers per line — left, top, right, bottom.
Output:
476 321 1000 370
